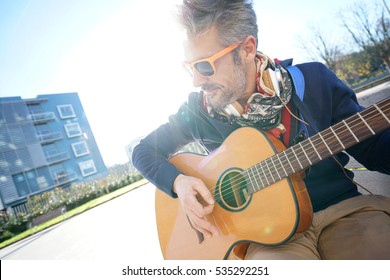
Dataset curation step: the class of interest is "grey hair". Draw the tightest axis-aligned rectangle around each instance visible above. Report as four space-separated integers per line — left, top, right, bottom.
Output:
177 0 258 48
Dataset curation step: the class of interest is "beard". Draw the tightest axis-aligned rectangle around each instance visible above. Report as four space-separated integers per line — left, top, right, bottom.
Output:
203 63 248 110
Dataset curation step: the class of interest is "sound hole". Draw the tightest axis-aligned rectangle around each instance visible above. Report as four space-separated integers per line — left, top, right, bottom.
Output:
215 168 251 211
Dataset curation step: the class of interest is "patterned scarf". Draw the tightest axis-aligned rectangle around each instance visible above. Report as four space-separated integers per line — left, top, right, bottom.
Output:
204 52 293 136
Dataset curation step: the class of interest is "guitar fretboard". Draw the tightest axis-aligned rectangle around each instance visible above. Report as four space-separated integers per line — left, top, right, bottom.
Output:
244 98 390 194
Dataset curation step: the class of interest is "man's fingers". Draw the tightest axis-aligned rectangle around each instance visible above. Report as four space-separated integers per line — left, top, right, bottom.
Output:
203 203 214 215
173 175 219 237
185 195 214 219
188 211 219 237
193 182 215 205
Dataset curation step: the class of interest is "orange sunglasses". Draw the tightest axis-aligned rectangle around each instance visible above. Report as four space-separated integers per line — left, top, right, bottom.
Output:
184 41 242 77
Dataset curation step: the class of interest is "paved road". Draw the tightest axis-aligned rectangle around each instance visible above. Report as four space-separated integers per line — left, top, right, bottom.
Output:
0 82 389 260
0 183 163 260
356 81 390 107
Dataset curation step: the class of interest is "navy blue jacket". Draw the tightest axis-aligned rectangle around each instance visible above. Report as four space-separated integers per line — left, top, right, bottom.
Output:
132 62 390 212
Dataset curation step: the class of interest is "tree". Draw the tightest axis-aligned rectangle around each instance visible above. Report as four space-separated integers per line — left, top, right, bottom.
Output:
335 51 372 85
297 23 343 71
340 0 390 71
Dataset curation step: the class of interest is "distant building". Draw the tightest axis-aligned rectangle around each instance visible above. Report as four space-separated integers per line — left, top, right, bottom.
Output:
0 93 107 212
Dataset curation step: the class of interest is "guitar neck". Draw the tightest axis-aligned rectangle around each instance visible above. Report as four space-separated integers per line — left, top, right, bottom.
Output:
245 97 390 193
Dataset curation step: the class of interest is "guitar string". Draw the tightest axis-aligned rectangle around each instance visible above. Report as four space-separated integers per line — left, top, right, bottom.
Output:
216 104 390 188
210 104 389 203
281 103 390 179
213 105 390 202
217 105 390 196
213 104 389 200
213 106 389 205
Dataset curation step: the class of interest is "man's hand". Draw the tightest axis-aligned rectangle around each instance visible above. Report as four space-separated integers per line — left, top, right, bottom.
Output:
173 174 219 238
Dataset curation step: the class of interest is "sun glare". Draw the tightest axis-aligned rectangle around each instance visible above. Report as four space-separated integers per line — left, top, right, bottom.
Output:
49 1 191 165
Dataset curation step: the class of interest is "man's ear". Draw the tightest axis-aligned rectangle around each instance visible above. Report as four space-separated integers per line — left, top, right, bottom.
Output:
241 35 257 63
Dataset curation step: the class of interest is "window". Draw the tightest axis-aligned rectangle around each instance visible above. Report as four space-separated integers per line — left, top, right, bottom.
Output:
64 123 82 138
13 173 29 197
79 160 97 177
50 164 67 184
71 141 89 157
37 176 48 189
57 104 75 119
37 166 51 189
26 170 39 192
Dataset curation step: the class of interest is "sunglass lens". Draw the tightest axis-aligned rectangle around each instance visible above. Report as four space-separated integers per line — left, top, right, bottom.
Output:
194 61 214 76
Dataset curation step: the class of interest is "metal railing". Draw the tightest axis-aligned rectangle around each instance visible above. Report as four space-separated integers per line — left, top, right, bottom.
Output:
46 151 70 164
37 131 63 144
53 172 78 186
30 112 55 124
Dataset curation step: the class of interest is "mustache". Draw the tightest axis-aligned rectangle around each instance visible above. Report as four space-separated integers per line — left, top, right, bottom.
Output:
202 84 220 92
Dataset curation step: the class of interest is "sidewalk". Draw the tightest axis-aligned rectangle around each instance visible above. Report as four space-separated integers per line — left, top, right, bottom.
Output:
347 158 389 197
349 82 390 197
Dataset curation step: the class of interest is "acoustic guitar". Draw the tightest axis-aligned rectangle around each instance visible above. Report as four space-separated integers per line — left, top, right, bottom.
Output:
155 97 390 259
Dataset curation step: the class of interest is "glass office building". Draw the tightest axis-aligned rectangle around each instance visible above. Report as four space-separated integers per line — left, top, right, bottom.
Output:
0 93 107 211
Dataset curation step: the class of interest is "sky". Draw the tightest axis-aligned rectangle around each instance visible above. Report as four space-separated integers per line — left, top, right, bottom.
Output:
0 0 366 166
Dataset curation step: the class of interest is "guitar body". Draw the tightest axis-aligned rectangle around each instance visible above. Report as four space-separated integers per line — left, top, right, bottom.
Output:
155 127 313 260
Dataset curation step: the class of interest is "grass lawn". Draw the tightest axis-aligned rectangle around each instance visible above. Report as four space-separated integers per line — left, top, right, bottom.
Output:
0 179 149 250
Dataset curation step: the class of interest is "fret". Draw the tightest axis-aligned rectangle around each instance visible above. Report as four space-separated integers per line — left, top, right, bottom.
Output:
299 142 312 165
254 165 265 190
297 143 311 166
291 146 304 169
318 132 333 155
246 167 258 191
374 104 390 124
284 150 297 173
330 126 346 149
279 151 292 175
241 97 389 193
277 153 288 178
357 112 375 135
342 120 359 142
270 157 282 180
308 137 322 160
253 166 264 191
243 172 255 194
259 162 270 186
292 149 303 170
264 159 275 183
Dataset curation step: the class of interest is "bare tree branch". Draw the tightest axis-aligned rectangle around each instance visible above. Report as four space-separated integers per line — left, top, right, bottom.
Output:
296 23 341 70
339 0 390 70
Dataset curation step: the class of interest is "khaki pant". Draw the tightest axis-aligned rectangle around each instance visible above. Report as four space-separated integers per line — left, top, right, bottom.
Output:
244 195 390 260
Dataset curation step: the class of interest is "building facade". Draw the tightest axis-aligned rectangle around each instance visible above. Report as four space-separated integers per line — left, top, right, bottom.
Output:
0 93 107 211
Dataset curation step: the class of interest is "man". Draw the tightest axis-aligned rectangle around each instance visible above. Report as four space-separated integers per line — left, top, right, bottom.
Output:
132 0 390 259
